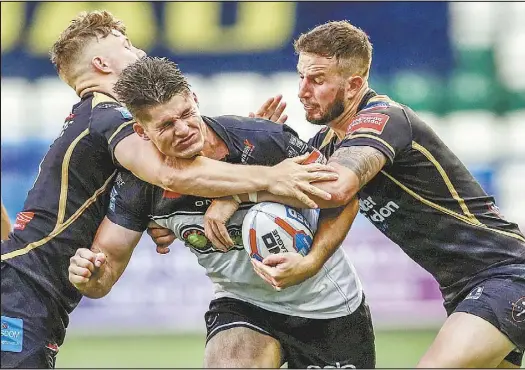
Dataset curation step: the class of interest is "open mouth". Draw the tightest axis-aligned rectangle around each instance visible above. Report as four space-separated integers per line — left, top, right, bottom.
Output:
303 104 317 111
177 133 196 148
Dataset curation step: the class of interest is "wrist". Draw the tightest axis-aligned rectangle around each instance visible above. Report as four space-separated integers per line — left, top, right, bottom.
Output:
258 167 274 191
303 254 323 276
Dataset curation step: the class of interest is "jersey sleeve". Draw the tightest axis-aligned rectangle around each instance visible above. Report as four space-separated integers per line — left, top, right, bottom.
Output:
89 98 135 164
106 170 152 232
338 106 412 165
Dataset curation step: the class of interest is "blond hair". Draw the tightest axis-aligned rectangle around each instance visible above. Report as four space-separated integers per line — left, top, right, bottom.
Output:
50 10 126 85
294 20 373 78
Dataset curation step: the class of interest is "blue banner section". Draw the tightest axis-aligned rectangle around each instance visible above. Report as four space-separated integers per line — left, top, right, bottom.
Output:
1 2 452 79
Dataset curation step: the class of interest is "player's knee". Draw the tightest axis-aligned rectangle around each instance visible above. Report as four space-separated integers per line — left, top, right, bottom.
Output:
204 347 275 368
204 328 281 368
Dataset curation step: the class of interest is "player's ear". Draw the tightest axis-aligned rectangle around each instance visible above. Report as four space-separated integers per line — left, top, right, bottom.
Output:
192 92 200 107
133 122 150 141
345 75 364 99
91 56 111 74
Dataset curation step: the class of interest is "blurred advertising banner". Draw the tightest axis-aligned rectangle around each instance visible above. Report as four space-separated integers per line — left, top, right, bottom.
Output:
1 2 452 78
68 217 446 334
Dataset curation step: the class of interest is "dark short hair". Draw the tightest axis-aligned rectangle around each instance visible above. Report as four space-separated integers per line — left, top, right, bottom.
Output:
294 20 373 78
113 57 191 120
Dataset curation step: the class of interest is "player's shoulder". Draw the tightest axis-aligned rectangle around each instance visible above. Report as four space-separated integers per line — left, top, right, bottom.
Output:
209 115 290 133
113 169 154 195
207 115 298 143
347 94 409 136
359 94 406 117
117 169 149 186
89 92 134 135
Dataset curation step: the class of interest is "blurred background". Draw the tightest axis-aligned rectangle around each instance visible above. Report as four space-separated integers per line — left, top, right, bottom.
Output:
1 1 524 368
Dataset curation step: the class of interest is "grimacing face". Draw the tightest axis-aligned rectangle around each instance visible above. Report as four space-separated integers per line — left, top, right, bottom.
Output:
136 93 207 159
297 52 347 125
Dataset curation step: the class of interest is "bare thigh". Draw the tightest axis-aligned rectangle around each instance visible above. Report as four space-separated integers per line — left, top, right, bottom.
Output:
203 326 283 368
417 312 517 368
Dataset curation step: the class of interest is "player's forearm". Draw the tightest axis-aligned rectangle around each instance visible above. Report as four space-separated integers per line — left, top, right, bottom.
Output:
160 156 272 197
1 203 11 241
304 198 360 272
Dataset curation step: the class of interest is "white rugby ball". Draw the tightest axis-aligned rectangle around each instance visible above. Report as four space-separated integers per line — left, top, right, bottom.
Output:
242 202 315 261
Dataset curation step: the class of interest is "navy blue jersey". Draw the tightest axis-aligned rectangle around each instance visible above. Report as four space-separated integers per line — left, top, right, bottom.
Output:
1 92 134 336
107 115 315 235
309 90 525 305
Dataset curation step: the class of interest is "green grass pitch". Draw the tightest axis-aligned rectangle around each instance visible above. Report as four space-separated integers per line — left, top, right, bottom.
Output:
56 329 440 368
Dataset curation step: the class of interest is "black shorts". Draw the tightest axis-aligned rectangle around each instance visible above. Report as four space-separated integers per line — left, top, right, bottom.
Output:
204 295 375 369
1 263 60 368
445 271 525 366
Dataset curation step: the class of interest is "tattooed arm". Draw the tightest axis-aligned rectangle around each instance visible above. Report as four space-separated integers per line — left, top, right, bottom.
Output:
326 145 387 199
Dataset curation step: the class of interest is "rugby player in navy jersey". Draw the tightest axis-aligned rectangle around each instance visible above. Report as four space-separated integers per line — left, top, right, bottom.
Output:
208 21 525 368
68 57 374 369
0 11 337 368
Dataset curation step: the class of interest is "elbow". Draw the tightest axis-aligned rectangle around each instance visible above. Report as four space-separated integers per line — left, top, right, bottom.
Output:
80 288 111 300
329 189 355 208
325 174 359 208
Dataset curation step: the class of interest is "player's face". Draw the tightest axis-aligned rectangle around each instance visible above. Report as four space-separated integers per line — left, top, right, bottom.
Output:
140 93 207 159
297 52 347 125
94 30 146 76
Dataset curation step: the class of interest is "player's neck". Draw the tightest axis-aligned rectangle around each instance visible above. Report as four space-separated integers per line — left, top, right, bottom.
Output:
76 77 117 100
201 124 229 160
327 84 369 140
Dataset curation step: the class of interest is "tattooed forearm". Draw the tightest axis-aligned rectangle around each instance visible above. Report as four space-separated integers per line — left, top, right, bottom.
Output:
329 146 387 189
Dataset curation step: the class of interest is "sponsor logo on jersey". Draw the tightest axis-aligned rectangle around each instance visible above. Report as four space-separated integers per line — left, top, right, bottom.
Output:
464 286 484 300
1 316 23 353
179 224 243 253
301 149 327 165
511 296 525 323
116 106 133 120
346 113 389 136
13 211 35 231
359 196 399 223
115 173 125 188
180 225 212 251
58 113 76 138
241 139 255 164
46 342 59 353
205 313 218 329
287 135 310 158
109 188 118 212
